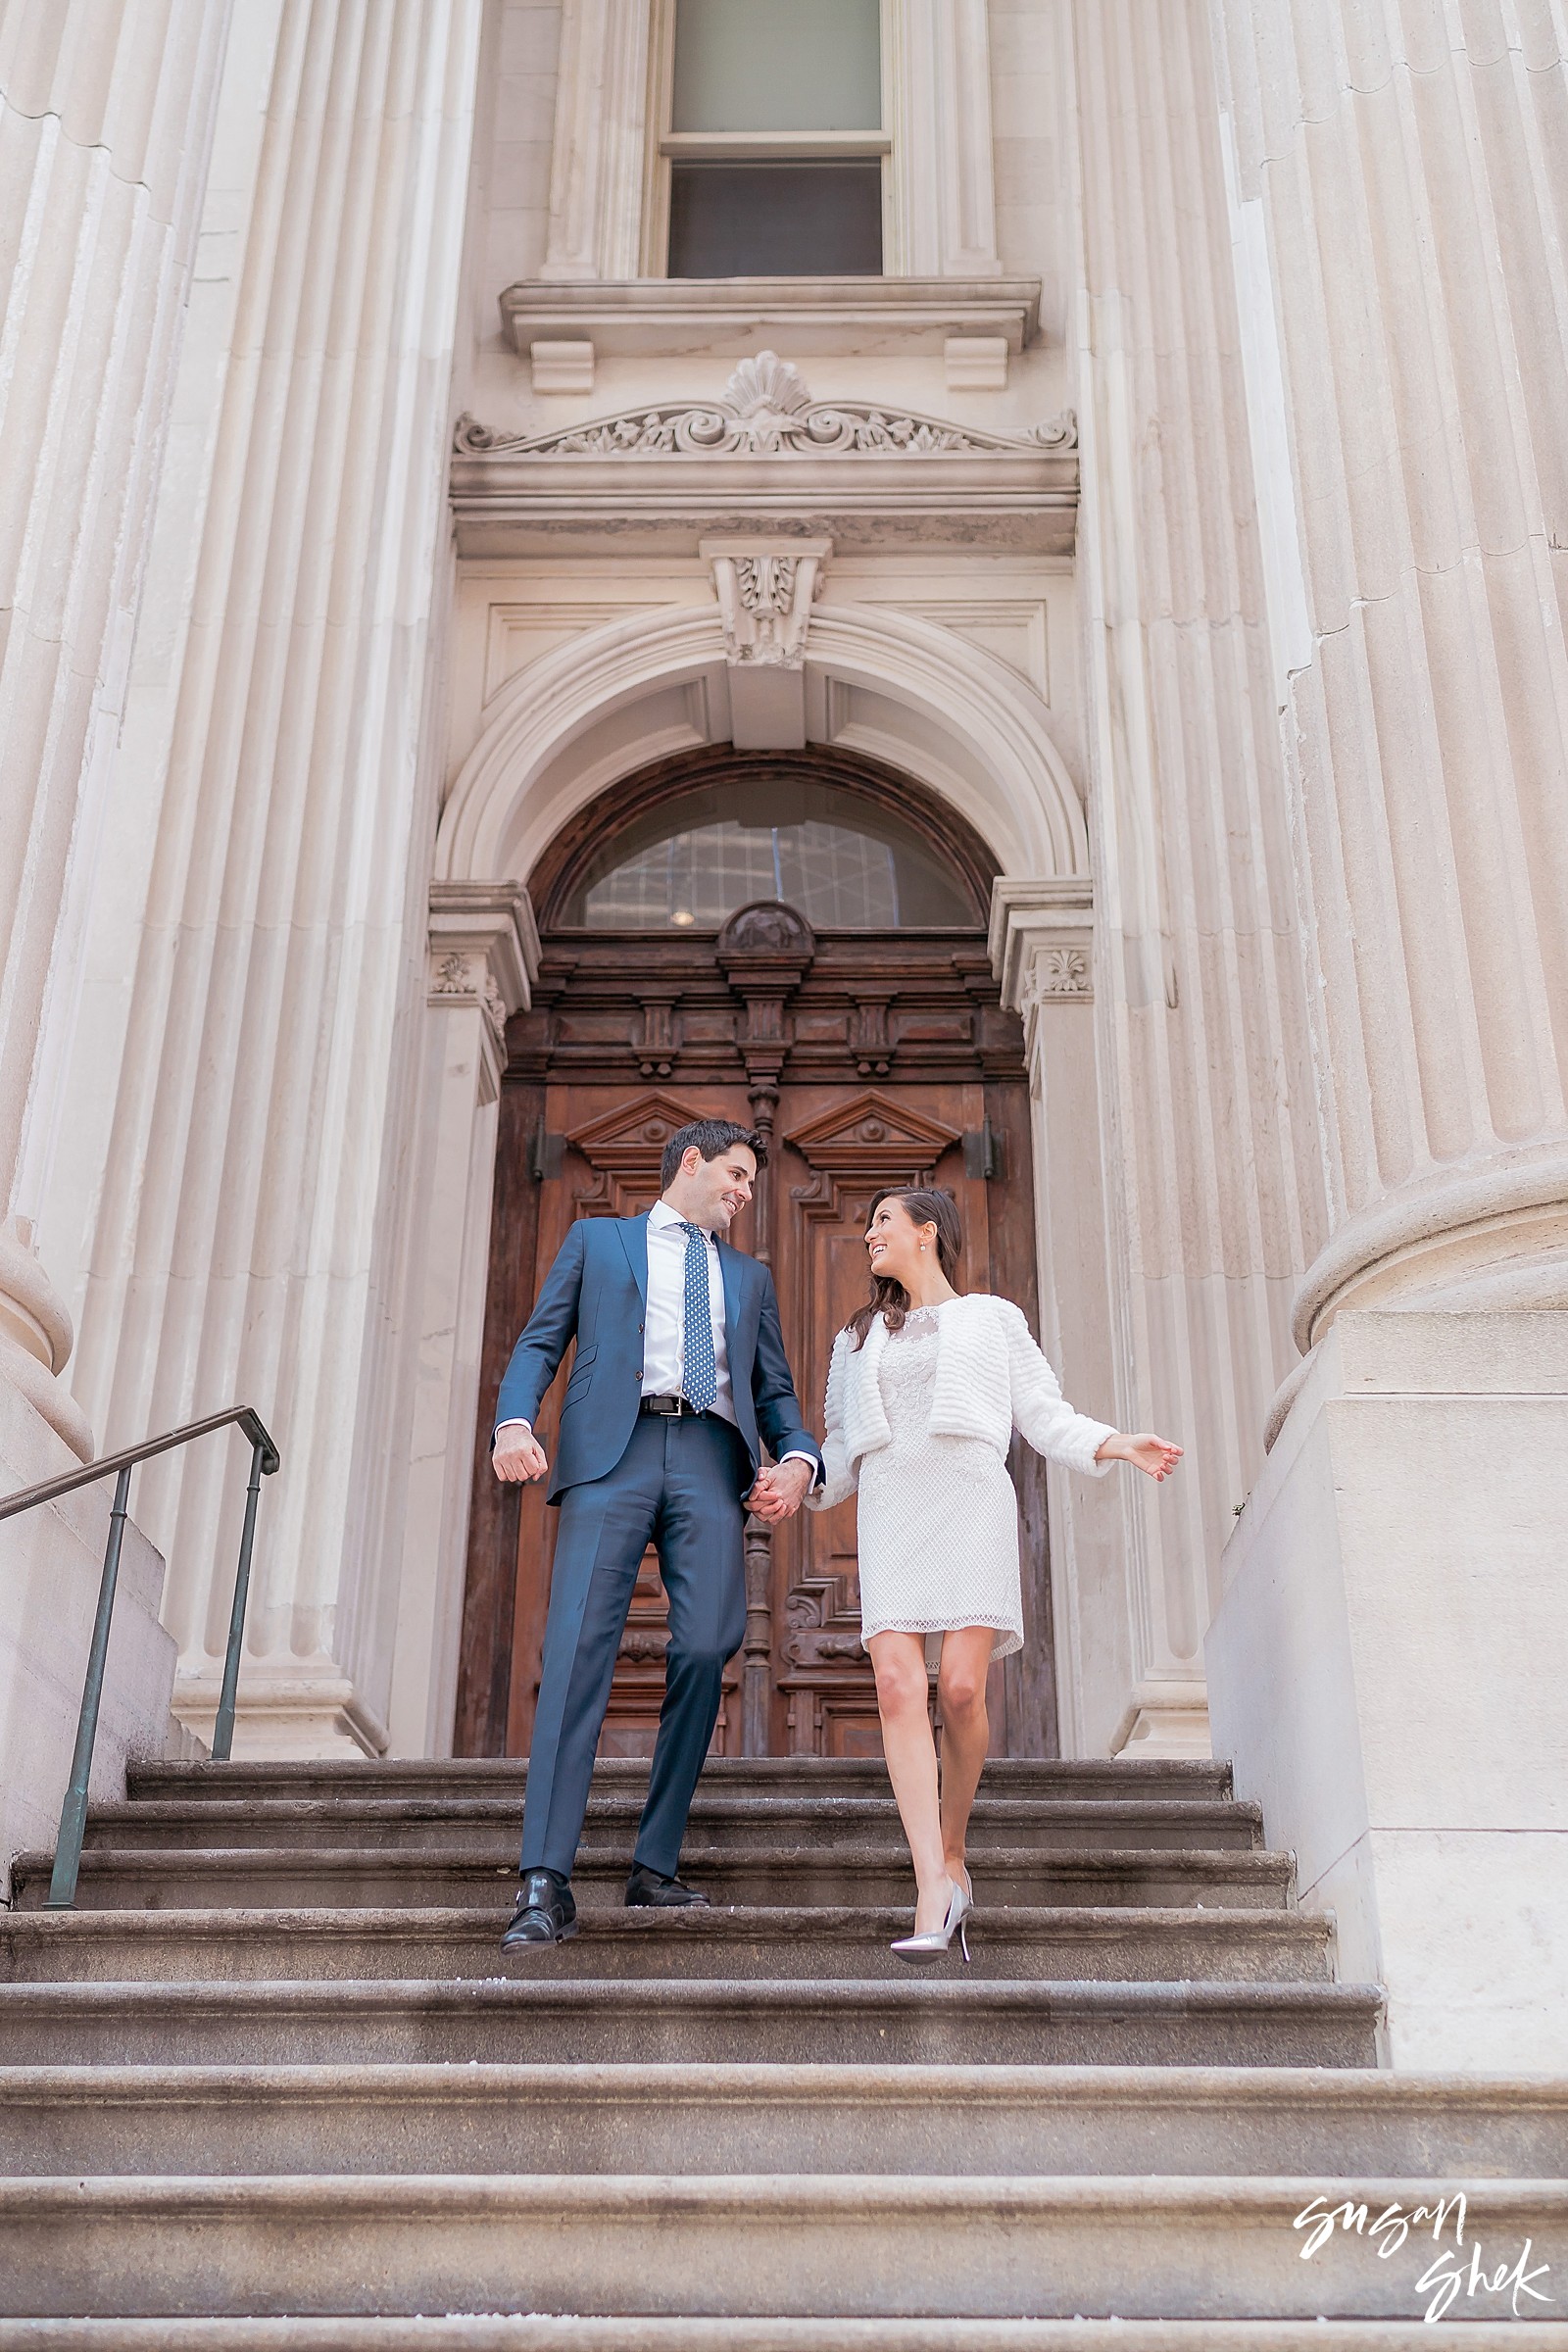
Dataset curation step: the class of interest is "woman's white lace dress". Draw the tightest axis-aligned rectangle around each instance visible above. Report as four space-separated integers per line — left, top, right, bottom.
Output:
857 1302 1023 1663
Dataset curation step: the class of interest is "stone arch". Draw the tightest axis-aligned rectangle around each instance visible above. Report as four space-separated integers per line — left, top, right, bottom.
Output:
434 600 1090 889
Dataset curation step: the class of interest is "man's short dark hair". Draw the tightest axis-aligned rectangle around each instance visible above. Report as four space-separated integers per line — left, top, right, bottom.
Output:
661 1118 766 1189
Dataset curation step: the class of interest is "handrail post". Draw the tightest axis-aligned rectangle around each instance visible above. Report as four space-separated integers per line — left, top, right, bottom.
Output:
47 1463 133 1910
211 1437 266 1763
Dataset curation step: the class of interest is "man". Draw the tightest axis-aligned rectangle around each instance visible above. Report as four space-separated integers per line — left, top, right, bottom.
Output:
491 1117 822 1950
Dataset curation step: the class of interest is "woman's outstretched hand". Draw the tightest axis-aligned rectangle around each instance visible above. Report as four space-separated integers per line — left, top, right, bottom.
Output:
1095 1431 1184 1482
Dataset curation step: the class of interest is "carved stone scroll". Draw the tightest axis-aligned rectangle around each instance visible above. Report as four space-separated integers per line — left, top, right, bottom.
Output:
454 356 1077 463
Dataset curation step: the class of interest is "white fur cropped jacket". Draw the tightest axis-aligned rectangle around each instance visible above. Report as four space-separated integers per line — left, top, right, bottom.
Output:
808 1292 1117 1512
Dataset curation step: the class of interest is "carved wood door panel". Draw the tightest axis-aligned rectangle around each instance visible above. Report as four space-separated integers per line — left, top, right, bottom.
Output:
502 1085 759 1762
769 1085 990 1756
455 884 1054 1762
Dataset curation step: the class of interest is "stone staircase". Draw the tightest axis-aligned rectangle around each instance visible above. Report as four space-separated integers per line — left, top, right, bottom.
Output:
0 1754 1564 2348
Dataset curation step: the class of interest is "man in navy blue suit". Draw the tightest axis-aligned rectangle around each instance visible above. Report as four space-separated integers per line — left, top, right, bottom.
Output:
491 1117 822 1949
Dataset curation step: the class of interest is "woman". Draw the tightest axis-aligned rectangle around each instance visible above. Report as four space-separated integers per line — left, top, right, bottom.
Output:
809 1187 1182 1962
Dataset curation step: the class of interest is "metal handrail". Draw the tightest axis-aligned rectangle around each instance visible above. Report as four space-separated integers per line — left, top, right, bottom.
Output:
0 1405 280 1908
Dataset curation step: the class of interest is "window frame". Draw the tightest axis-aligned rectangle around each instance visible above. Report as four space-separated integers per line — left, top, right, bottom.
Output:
641 0 897 278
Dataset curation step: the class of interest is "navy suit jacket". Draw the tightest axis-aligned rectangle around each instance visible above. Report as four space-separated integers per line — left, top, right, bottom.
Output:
494 1212 823 1505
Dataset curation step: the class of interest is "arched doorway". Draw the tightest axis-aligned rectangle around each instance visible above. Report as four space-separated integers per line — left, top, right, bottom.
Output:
455 743 1056 1759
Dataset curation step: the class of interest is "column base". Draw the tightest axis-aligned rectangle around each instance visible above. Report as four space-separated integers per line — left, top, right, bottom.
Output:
1110 1683 1212 1760
173 1674 388 1761
0 1218 92 1461
0 1365 174 1897
1207 1306 1568 2070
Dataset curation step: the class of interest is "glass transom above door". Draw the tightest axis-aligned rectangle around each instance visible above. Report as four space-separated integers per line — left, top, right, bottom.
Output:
560 779 983 931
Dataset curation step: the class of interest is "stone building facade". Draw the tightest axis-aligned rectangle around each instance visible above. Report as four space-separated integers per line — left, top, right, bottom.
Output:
1 0 1564 2067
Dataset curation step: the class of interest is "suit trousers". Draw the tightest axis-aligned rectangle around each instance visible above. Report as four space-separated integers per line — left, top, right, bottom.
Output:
519 1409 750 1880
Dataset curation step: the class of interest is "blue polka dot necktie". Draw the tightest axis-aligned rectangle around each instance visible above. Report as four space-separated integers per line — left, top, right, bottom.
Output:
679 1221 717 1411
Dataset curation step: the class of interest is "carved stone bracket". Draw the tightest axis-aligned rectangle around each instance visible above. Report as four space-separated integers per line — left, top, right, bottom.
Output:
704 538 829 669
427 882 541 1083
988 877 1095 1077
701 532 831 749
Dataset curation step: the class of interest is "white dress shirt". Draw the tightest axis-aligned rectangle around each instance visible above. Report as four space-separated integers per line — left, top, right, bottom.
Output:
642 1197 734 1416
497 1200 815 1475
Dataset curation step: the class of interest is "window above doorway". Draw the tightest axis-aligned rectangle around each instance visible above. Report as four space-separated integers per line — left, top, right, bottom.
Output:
508 0 1033 390
553 774 987 933
662 0 889 277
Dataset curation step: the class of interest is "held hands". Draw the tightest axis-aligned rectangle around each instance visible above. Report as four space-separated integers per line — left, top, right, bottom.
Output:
1096 1431 1184 1483
492 1422 549 1484
746 1457 814 1524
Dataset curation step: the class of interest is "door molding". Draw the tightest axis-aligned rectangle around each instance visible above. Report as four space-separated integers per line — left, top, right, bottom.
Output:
566 1089 709 1215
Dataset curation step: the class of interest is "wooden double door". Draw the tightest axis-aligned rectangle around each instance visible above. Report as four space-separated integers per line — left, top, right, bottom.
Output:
457 907 1055 1761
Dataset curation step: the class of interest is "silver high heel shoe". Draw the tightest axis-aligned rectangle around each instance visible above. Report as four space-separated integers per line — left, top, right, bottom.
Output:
891 1875 972 1965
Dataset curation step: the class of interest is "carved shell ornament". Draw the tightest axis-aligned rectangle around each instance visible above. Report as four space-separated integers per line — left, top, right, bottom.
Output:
726 352 812 419
454 356 1077 463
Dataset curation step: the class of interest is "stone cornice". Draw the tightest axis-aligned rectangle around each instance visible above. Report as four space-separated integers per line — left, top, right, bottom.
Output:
500 276 1043 361
450 356 1078 556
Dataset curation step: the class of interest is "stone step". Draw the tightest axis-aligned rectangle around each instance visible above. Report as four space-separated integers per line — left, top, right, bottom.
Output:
78 1793 1264 1855
8 1842 1297 1913
4 2322 1559 2350
128 1756 1237 1805
0 2174 1558 2323
0 1978 1381 2068
0 2062 1557 2180
0 1902 1337 1985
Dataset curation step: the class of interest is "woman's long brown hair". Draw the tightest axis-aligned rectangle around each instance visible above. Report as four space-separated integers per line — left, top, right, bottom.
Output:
845 1187 964 1349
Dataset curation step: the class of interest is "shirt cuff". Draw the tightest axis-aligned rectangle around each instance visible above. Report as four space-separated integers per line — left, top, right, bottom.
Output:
494 1418 532 1443
779 1446 823 1487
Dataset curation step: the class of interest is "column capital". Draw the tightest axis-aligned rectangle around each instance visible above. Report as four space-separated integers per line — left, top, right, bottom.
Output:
988 876 1094 1015
426 882 541 1052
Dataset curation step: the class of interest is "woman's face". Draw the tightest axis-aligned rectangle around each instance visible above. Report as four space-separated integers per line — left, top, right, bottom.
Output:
864 1195 935 1288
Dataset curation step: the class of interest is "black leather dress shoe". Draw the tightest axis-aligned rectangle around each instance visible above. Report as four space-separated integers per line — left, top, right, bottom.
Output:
625 1862 710 1908
501 1867 577 1950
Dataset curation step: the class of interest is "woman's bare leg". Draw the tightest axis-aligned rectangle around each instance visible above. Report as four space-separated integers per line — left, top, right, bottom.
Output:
936 1627 997 1888
868 1630 951 1934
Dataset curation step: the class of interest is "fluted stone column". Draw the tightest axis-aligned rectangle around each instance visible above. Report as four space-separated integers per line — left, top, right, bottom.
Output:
45 0 485 1755
991 880 1126 1758
1067 0 1327 1756
0 0 232 1458
383 884 538 1759
1205 0 1568 2065
1214 0 1568 1343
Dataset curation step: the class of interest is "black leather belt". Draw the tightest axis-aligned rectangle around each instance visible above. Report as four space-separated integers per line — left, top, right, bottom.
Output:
640 1393 710 1418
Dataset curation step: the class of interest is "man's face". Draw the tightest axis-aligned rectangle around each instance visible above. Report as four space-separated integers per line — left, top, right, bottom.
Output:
683 1144 756 1232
